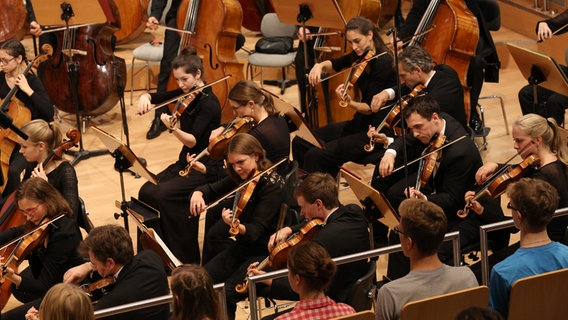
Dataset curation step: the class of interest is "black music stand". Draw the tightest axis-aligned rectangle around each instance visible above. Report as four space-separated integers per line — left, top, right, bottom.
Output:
92 125 158 231
33 1 110 166
507 43 568 113
270 0 346 128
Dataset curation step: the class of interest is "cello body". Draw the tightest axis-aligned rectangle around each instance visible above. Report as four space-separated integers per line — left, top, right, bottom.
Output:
37 0 126 116
173 0 245 123
0 99 31 193
0 0 27 41
315 0 382 127
113 0 150 44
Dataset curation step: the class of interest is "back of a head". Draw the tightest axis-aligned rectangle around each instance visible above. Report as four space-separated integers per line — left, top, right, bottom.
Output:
40 283 94 320
399 198 448 255
170 264 220 320
506 178 559 231
454 306 504 320
287 242 337 293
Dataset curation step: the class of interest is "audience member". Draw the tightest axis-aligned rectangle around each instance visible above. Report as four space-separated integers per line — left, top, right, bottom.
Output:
454 306 504 320
25 283 94 320
170 264 221 320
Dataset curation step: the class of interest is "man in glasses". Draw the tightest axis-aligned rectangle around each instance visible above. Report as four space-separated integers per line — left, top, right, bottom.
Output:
489 178 568 317
376 198 478 320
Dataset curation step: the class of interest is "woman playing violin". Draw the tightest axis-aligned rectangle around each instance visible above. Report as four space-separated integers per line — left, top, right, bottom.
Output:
467 114 568 243
292 16 397 178
190 133 284 320
0 178 83 320
0 39 54 198
137 46 223 264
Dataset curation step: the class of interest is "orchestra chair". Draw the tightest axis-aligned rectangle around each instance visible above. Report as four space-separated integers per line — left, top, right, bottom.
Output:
474 0 509 150
247 13 297 94
507 268 568 320
399 285 490 320
78 197 94 234
130 42 164 105
331 310 375 320
345 260 377 312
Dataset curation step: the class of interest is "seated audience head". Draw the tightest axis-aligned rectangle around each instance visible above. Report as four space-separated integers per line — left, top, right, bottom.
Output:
513 114 568 161
19 119 63 162
287 241 336 296
79 225 134 278
454 306 504 320
397 198 448 257
401 95 443 145
39 283 94 320
506 178 558 232
294 172 340 220
170 264 220 320
16 177 72 229
228 80 277 118
225 133 271 181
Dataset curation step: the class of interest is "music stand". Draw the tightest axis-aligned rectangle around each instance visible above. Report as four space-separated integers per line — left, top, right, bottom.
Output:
92 125 157 230
270 0 346 128
262 88 324 148
507 43 568 113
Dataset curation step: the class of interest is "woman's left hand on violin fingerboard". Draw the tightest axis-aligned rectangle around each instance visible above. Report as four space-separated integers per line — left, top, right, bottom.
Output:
404 187 426 200
221 208 235 226
160 113 178 131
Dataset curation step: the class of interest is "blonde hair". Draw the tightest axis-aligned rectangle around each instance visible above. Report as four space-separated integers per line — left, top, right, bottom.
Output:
20 119 62 150
39 283 94 320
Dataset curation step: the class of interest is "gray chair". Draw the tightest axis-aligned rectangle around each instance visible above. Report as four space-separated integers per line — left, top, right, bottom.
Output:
247 13 297 94
130 42 164 105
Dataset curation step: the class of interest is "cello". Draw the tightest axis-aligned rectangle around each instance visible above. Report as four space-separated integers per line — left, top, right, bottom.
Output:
408 0 479 123
37 0 127 117
0 0 27 41
112 0 149 44
170 0 245 123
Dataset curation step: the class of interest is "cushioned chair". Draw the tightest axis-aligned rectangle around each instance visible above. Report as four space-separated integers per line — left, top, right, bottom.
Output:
130 42 164 105
345 260 377 312
247 13 297 94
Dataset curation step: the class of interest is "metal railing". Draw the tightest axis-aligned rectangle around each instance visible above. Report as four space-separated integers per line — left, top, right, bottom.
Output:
479 207 568 285
246 230 461 320
94 283 227 319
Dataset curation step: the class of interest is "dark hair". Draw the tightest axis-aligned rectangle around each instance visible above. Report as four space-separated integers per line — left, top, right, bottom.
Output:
225 133 271 181
16 177 72 229
345 16 388 54
0 38 27 61
454 306 504 320
402 95 440 121
399 45 434 73
506 178 559 231
288 242 336 292
171 46 203 79
294 172 340 209
228 80 277 115
399 198 447 255
80 225 134 266
170 264 221 320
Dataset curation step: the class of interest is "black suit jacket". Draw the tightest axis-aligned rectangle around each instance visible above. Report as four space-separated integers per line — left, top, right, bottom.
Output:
94 250 170 320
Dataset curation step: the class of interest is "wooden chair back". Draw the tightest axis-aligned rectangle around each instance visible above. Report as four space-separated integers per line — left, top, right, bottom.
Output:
331 310 375 320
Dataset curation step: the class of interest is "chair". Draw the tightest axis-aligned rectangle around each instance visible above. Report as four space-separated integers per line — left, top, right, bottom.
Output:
78 197 94 233
130 42 164 105
247 13 297 94
507 268 568 320
345 260 377 312
400 286 490 320
331 310 375 320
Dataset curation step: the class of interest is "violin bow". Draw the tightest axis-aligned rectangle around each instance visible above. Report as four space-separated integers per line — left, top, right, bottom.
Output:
192 157 289 219
0 214 65 252
137 75 232 115
271 203 289 249
148 23 194 34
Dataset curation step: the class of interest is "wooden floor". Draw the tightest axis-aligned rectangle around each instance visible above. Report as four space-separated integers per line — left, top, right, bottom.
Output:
5 22 541 316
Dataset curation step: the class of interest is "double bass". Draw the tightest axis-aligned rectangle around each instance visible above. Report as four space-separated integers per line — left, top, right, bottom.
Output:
37 0 126 117
237 0 274 32
0 0 27 41
170 0 245 123
112 0 150 44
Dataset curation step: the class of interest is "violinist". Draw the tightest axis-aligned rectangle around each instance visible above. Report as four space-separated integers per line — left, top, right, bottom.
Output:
518 10 568 126
137 46 223 264
63 225 170 320
371 96 483 280
246 173 370 318
190 133 284 320
0 178 82 320
293 16 397 178
0 39 54 198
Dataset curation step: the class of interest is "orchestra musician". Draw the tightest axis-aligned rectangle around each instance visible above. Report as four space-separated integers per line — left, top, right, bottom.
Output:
0 39 54 198
292 16 397 178
137 46 223 264
189 133 284 319
371 96 482 280
63 225 170 320
518 9 568 126
0 178 83 320
246 172 370 318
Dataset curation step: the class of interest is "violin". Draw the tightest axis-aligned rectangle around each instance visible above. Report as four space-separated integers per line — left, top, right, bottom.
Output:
81 277 116 302
415 133 446 192
229 170 259 237
338 49 375 108
364 84 426 152
235 218 324 294
179 116 254 177
458 154 540 218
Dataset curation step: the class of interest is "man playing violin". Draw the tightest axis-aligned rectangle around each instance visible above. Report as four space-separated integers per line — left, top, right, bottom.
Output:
246 172 370 318
63 224 170 320
372 96 482 280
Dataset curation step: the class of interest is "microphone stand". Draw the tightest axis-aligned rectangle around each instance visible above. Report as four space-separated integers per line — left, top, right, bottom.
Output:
297 4 319 128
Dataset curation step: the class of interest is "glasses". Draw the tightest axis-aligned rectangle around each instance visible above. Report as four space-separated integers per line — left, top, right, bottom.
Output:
0 57 16 65
21 204 41 215
507 202 521 213
393 225 410 237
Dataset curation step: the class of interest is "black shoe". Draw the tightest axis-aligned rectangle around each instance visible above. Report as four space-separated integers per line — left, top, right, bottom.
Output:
146 118 167 139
